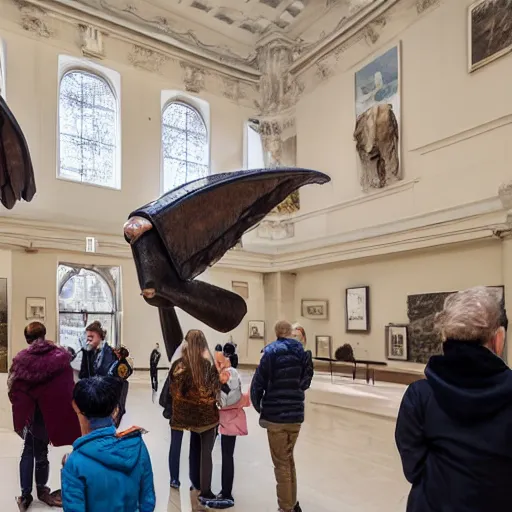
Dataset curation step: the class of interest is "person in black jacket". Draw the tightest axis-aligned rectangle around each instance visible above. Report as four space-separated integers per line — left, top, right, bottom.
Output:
150 343 161 394
78 321 116 380
251 320 313 512
396 286 512 512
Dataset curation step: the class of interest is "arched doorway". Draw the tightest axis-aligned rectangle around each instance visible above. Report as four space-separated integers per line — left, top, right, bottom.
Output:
58 263 121 370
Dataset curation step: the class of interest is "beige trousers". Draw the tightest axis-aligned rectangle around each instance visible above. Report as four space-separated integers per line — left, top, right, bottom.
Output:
266 422 301 512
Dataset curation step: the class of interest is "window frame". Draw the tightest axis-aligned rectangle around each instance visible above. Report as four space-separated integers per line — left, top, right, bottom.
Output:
57 56 122 190
160 91 210 194
0 38 6 99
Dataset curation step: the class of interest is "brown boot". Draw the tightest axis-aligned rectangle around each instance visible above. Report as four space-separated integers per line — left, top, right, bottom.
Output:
37 487 62 507
16 495 33 511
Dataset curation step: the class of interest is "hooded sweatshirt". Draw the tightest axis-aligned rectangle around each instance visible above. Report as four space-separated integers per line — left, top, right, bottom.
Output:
61 424 155 512
395 340 512 512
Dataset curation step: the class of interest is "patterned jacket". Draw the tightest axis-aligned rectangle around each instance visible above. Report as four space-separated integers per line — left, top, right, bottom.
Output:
169 357 220 432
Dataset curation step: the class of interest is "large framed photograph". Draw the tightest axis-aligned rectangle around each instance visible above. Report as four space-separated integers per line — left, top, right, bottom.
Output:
386 324 408 361
248 320 265 340
469 0 512 72
301 299 328 320
346 287 370 332
26 297 46 321
315 335 332 359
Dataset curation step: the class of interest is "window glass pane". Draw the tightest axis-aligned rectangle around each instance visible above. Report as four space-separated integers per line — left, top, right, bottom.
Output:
59 71 118 188
162 102 208 192
59 269 113 312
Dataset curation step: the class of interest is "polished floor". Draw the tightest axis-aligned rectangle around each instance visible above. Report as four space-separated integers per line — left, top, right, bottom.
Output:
0 372 410 511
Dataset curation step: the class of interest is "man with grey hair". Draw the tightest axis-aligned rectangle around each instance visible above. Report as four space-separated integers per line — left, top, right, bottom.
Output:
396 286 512 512
251 320 313 512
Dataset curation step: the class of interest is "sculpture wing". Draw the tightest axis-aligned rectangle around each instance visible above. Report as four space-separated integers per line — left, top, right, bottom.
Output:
0 96 36 209
128 168 330 281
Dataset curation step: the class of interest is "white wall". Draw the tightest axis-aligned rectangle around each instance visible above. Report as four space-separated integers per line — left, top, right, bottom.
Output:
294 240 503 364
294 0 512 242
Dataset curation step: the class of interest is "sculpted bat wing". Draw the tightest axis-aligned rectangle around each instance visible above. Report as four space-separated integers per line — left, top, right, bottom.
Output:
0 96 36 209
124 168 330 360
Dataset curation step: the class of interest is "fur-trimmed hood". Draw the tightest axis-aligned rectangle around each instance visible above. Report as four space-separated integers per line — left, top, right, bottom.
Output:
9 340 72 389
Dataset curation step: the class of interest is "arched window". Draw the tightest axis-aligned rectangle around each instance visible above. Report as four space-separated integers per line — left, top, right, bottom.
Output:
162 101 208 192
58 264 121 370
58 70 119 188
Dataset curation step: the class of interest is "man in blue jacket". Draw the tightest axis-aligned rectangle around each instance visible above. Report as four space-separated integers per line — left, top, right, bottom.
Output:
251 320 314 512
61 376 155 512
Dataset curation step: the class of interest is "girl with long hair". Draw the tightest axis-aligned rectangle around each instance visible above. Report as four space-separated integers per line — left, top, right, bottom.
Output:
169 330 220 503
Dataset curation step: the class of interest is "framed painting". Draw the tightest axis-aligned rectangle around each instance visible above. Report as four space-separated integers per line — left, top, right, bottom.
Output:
248 320 265 340
385 324 408 361
315 335 332 359
346 286 370 332
301 299 328 320
26 297 46 321
469 0 512 72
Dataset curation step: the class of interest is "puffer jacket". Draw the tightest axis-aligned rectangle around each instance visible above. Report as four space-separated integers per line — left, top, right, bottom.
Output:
250 337 313 424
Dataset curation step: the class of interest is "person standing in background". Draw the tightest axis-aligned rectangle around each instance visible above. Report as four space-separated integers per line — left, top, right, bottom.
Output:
79 321 116 380
108 346 133 428
8 322 81 511
251 320 314 512
150 343 161 395
291 324 307 348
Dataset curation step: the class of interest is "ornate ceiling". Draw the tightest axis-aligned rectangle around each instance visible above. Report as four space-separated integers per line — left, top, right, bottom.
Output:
50 0 380 70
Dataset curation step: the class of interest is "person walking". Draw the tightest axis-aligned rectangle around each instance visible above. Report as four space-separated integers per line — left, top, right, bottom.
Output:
251 320 314 512
8 322 81 511
396 286 512 512
169 330 220 505
78 321 117 379
150 343 161 395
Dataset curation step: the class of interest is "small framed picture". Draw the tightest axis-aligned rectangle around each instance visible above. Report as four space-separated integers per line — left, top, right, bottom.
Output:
26 297 46 321
248 320 265 340
315 335 332 359
301 299 328 320
346 287 370 332
386 324 408 361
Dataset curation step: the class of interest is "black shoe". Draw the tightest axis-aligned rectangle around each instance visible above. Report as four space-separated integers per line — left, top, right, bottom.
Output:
16 495 33 511
294 502 302 512
202 494 235 509
170 479 181 489
199 491 216 502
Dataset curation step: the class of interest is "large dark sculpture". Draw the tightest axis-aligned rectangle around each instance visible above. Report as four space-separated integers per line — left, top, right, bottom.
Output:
124 168 330 360
0 96 36 209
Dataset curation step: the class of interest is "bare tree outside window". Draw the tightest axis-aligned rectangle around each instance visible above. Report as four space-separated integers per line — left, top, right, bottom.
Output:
59 70 118 188
162 101 208 192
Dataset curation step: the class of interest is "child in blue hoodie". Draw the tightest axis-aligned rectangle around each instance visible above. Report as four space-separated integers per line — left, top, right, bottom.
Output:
61 376 156 512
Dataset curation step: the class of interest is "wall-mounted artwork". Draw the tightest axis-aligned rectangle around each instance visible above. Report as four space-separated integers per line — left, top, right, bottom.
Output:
407 286 504 363
386 324 408 361
315 335 332 359
469 0 512 72
346 286 370 332
232 281 249 299
354 44 401 192
248 320 265 340
26 297 46 321
301 299 328 320
0 279 7 372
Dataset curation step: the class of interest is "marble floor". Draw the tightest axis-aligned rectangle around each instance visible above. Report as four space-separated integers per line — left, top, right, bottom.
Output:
0 372 410 512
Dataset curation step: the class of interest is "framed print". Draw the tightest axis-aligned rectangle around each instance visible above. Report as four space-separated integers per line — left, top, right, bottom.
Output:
315 335 332 359
248 320 265 339
469 0 512 72
26 297 46 321
386 324 408 361
301 299 328 320
346 287 370 332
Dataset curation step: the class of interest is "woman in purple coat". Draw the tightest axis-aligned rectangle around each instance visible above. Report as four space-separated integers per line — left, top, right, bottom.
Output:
8 322 81 511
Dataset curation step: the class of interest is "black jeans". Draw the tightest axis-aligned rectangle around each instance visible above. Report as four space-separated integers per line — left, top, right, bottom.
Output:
169 428 184 483
150 365 158 392
20 431 49 497
221 435 237 497
189 427 217 495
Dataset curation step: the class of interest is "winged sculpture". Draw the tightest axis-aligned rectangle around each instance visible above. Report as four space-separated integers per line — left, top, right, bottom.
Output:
124 168 330 360
0 95 36 209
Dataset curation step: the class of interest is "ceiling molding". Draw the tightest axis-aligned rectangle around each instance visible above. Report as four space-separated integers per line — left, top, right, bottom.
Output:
0 195 507 273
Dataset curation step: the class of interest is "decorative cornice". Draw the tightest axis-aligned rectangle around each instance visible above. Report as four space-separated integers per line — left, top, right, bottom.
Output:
128 44 169 73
